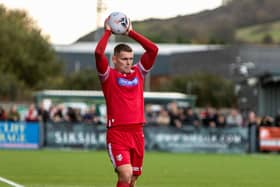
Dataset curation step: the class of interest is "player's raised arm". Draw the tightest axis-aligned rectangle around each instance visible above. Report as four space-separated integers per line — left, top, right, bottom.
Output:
126 24 158 70
94 18 112 74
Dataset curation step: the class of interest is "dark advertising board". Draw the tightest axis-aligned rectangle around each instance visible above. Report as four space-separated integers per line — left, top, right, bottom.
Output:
46 122 106 149
46 122 248 153
144 126 248 153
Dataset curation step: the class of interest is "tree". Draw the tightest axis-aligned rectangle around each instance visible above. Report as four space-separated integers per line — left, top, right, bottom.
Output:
262 33 274 44
0 5 63 100
0 73 26 100
166 73 236 108
62 70 101 90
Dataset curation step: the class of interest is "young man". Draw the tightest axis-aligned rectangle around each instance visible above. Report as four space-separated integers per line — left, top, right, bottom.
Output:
94 18 158 187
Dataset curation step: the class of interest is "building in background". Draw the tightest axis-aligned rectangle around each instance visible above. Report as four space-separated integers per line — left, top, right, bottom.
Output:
53 43 280 116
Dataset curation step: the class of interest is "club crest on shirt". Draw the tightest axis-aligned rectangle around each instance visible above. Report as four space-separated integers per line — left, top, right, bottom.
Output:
117 77 138 87
116 154 123 161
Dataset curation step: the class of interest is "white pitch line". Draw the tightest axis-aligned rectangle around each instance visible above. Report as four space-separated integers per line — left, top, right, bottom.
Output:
0 176 24 187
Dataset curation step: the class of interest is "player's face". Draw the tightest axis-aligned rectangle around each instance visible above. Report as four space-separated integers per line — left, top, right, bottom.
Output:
113 51 134 74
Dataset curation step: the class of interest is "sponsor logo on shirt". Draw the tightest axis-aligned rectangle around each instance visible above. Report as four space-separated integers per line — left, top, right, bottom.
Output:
117 77 138 87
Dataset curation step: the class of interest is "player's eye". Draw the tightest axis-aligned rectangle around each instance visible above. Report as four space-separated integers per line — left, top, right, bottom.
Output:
120 58 133 61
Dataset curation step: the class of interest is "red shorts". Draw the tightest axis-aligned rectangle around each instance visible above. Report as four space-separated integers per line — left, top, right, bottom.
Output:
106 124 145 176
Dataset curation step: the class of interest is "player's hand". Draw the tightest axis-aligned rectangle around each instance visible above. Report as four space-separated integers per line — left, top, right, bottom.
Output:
124 19 132 35
104 17 112 32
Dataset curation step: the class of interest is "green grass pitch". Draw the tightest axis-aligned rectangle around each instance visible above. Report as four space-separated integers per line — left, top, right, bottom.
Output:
0 149 279 187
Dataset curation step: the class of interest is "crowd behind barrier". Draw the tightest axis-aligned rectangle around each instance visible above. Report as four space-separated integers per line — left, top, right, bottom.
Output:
1 101 280 153
1 101 280 129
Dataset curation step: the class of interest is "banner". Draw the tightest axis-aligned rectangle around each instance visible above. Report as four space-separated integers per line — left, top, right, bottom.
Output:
46 122 248 153
46 122 106 149
0 121 40 149
144 125 248 153
259 127 280 151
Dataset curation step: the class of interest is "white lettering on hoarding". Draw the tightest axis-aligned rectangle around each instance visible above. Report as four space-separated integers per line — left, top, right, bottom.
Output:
54 131 98 145
0 123 26 143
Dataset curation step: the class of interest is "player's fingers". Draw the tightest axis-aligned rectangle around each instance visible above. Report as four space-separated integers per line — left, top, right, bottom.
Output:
104 17 111 31
128 18 133 30
124 18 132 35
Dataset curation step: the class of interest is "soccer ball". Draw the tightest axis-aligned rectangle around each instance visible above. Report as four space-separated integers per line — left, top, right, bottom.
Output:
108 12 130 35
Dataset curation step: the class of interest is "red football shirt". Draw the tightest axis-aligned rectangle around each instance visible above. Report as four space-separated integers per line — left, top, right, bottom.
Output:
102 64 145 127
95 30 158 127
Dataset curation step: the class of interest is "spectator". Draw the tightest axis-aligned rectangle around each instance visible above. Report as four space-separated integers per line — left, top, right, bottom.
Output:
37 102 49 146
216 112 226 128
25 103 39 122
65 107 79 122
181 106 200 127
7 105 20 122
226 108 243 127
145 104 158 124
246 111 259 127
0 106 7 121
202 106 217 128
246 110 260 152
50 104 65 122
274 110 280 127
167 101 182 128
37 102 50 124
83 105 101 125
75 108 83 122
260 115 274 126
156 107 170 126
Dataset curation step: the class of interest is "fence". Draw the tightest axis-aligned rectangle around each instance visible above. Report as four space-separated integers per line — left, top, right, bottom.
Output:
1 121 270 153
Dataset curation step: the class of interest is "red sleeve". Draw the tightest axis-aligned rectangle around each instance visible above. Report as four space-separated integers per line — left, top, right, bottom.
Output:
128 30 158 70
94 30 111 74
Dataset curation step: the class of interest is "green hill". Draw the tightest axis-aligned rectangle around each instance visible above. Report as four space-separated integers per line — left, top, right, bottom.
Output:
236 21 280 44
77 0 280 44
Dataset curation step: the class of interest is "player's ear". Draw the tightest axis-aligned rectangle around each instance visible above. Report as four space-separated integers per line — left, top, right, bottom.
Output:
112 55 117 64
